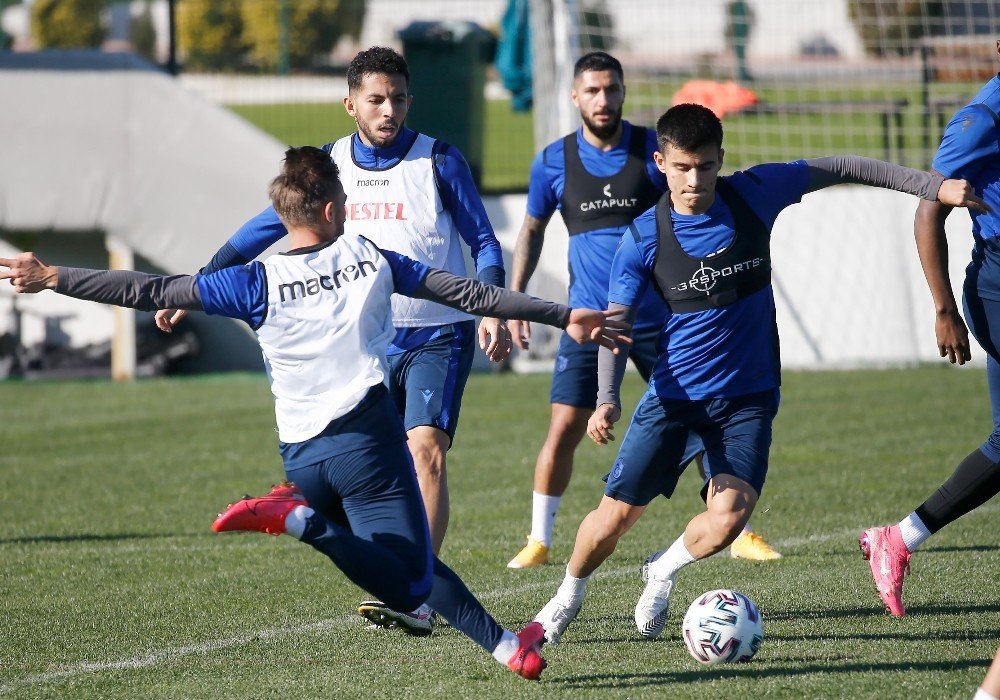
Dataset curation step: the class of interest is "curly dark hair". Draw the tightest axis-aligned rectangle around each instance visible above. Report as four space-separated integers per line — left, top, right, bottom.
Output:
268 146 341 228
573 51 623 82
656 104 724 153
347 46 410 92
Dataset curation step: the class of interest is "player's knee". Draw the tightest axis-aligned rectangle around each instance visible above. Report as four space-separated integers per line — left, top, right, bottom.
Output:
588 508 632 543
707 509 749 546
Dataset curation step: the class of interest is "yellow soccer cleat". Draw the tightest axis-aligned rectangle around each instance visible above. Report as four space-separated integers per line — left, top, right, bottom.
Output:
730 530 782 560
507 536 550 569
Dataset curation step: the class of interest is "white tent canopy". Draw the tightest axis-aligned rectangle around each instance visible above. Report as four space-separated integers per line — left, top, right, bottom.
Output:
0 52 286 373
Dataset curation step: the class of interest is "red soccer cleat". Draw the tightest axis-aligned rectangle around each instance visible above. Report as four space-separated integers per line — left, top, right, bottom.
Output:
264 480 304 499
507 621 548 681
212 485 306 535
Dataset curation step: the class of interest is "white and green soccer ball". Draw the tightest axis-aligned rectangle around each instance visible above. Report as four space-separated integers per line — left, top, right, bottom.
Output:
681 589 764 664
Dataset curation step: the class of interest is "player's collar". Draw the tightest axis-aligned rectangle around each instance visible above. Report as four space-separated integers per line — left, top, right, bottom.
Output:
352 127 419 169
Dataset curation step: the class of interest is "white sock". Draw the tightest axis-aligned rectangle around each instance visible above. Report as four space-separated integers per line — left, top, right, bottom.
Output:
529 492 561 546
556 567 589 601
283 505 313 539
974 688 999 700
491 630 520 665
647 535 697 581
897 511 931 552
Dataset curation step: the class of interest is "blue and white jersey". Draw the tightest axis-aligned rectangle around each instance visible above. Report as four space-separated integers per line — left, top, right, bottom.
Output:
214 126 505 353
196 235 429 443
528 121 668 331
932 74 1000 300
610 161 810 399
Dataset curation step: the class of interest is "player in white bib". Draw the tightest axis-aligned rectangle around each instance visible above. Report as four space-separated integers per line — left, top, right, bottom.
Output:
157 47 512 633
1 146 632 681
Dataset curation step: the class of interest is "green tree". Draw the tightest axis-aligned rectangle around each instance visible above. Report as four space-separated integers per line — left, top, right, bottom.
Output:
178 0 247 71
847 0 944 56
131 1 158 62
32 0 107 49
240 0 366 71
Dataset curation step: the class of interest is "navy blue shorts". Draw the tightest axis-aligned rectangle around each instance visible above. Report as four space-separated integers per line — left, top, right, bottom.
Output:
386 321 475 442
604 389 780 506
962 287 1000 461
550 325 661 408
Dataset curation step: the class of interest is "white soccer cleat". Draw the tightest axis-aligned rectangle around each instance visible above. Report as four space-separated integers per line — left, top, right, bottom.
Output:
534 594 583 644
357 601 435 636
635 553 676 639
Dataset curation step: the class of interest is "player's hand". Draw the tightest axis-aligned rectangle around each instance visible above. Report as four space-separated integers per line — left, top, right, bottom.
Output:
935 308 971 365
938 179 990 214
0 252 58 293
565 308 632 353
509 318 531 351
588 403 621 445
155 308 188 333
478 317 512 362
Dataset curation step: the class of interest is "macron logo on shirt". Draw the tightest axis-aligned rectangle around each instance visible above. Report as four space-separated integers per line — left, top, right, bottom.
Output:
345 202 407 221
277 259 378 302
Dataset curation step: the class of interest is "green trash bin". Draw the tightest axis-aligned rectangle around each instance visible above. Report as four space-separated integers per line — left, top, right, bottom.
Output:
398 21 496 188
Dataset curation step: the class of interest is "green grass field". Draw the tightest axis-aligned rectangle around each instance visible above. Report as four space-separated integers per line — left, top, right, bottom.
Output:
2 367 998 698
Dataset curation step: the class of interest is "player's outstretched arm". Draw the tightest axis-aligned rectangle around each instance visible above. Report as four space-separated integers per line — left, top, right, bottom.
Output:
1 252 205 312
411 268 631 351
804 156 988 212
914 194 971 364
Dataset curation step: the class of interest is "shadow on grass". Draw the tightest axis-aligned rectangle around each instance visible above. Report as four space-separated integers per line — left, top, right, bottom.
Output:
767 602 1000 621
0 532 207 545
770 627 1000 643
923 544 1000 554
556 658 990 689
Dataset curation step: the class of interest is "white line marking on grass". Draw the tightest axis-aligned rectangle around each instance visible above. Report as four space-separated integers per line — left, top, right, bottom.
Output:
4 501 996 693
0 617 357 695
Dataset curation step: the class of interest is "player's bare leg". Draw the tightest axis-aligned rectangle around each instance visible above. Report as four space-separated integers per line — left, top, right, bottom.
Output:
694 453 781 560
636 475 758 638
408 425 451 554
534 496 645 642
508 404 590 569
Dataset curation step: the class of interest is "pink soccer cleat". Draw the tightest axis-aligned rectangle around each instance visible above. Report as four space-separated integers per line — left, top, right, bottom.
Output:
212 484 306 535
507 622 548 681
859 525 911 617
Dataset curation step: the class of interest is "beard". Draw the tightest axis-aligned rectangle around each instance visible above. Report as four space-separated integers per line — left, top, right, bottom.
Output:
581 105 623 140
356 117 400 148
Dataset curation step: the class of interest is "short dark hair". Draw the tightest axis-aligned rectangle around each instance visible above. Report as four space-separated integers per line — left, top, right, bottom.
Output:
656 104 724 152
573 51 624 82
347 46 410 92
268 146 341 229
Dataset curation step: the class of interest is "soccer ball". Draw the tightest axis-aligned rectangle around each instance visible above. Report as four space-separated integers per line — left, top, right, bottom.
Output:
681 589 764 664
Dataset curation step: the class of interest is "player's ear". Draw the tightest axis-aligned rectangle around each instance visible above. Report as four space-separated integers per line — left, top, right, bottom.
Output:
653 149 666 174
323 201 337 224
343 94 355 117
718 147 725 167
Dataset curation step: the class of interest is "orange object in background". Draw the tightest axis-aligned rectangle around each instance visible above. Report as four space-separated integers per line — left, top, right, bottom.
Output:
672 80 759 118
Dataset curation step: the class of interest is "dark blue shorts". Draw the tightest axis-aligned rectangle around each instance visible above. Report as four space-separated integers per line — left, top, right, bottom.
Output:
284 436 434 604
962 286 1000 462
549 326 661 408
386 321 476 442
604 389 780 506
